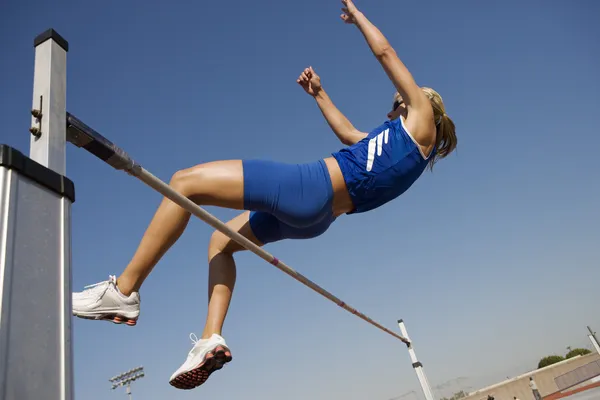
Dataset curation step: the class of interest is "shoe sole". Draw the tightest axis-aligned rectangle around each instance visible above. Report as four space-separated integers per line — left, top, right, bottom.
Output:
73 312 138 326
169 345 232 390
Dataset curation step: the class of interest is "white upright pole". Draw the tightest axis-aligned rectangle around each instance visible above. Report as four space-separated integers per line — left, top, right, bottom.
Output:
29 29 68 175
589 336 600 355
588 326 600 355
398 320 435 400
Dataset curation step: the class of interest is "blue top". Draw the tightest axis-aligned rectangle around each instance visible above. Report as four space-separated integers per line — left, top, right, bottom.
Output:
331 117 434 214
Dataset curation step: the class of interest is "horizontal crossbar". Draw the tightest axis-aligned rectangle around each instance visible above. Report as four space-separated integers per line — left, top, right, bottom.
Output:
65 113 410 345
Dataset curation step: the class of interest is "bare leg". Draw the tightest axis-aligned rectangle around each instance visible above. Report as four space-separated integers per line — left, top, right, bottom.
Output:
117 160 246 295
165 211 262 390
201 211 262 339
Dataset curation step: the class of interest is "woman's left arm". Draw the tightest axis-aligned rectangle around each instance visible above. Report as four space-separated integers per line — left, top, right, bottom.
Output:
341 0 429 112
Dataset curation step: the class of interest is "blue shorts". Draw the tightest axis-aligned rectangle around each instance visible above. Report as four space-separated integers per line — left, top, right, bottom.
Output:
242 159 336 244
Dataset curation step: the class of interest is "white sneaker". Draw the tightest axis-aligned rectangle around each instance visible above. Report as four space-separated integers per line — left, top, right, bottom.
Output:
72 275 140 326
169 333 232 390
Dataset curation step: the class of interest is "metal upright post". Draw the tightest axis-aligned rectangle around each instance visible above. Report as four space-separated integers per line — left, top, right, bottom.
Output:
0 28 74 400
588 326 600 355
398 320 435 400
29 29 68 175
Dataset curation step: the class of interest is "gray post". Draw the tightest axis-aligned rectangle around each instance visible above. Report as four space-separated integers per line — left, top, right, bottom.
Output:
0 29 74 400
29 29 68 175
398 320 435 400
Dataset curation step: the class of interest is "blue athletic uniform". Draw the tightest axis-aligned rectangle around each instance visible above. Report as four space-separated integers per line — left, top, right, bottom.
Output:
242 117 434 244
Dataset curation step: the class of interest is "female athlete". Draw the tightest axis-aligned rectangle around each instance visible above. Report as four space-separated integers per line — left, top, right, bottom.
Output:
72 0 457 390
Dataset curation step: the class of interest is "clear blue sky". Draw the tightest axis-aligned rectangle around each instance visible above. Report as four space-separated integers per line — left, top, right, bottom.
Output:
2 0 599 399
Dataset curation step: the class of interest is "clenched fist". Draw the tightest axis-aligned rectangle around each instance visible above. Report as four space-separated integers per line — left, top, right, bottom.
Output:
296 66 322 97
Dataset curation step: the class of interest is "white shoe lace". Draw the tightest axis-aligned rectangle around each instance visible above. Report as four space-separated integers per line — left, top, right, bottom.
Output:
78 275 117 298
186 333 208 359
189 333 200 345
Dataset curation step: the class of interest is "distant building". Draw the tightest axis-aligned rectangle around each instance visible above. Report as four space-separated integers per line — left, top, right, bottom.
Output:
462 352 600 400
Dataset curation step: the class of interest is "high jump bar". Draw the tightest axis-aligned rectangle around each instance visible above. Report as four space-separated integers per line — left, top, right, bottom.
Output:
65 113 411 346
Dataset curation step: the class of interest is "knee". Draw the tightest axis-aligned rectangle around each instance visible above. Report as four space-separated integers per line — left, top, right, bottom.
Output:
208 229 234 260
169 166 207 196
169 168 191 192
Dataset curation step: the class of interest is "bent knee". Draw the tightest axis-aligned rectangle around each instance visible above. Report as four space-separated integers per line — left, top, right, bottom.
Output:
208 229 243 260
207 212 261 259
169 166 207 195
209 229 229 254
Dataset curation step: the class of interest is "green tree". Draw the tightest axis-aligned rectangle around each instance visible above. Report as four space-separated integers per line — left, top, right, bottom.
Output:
566 348 592 359
440 390 467 400
538 355 565 368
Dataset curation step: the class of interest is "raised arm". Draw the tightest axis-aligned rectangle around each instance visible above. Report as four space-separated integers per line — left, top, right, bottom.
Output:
341 0 431 116
297 67 367 146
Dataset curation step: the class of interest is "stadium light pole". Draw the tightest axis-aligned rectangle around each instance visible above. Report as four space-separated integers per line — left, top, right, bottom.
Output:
109 366 145 400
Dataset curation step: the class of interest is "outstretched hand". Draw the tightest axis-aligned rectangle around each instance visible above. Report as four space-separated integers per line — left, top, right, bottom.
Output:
297 67 322 97
340 0 360 24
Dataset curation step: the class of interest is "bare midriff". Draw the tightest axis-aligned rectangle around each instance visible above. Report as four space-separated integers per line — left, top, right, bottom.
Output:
323 157 355 217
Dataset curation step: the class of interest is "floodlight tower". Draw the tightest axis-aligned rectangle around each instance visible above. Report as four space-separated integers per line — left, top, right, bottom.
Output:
109 366 145 399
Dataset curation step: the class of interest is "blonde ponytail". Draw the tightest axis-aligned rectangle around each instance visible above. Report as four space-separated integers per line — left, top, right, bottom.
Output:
421 87 457 169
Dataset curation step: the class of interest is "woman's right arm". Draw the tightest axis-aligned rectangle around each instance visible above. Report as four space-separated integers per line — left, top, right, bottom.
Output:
298 67 367 146
314 89 367 146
